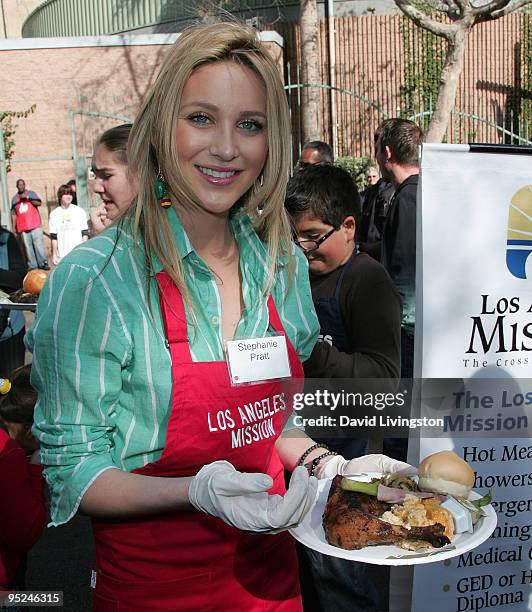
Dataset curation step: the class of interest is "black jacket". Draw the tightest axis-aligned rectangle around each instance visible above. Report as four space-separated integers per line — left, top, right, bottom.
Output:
0 230 26 293
358 179 395 260
380 174 418 332
303 252 401 380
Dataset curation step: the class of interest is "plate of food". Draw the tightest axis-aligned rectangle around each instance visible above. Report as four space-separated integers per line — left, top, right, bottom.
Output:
289 451 497 566
0 269 48 312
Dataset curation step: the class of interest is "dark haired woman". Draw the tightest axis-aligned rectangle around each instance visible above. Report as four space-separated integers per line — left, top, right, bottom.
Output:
90 123 136 235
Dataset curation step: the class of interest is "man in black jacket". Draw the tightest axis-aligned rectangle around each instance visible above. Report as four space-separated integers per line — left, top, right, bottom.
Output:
375 118 423 379
358 173 395 261
375 118 423 463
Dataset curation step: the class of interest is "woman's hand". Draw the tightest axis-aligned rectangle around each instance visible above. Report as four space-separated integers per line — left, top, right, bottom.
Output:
314 454 416 480
90 203 112 236
189 461 318 533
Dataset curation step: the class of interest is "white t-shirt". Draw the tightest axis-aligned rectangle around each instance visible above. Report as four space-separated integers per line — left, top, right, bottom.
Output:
49 205 88 260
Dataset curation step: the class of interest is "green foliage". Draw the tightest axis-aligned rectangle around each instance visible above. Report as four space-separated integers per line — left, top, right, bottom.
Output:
399 18 445 131
335 156 374 191
0 105 36 172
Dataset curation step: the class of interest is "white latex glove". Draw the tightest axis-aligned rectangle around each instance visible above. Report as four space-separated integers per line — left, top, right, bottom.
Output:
314 454 416 480
188 460 318 533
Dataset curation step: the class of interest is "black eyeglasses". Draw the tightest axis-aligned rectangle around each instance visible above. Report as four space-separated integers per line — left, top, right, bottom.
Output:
294 227 338 252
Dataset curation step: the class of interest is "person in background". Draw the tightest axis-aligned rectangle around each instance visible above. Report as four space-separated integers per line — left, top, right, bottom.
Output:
375 118 423 462
0 365 40 463
375 118 422 381
285 164 401 612
298 140 334 167
365 166 380 187
10 179 48 271
49 185 89 265
27 23 411 611
358 165 395 261
0 365 46 597
66 179 77 205
89 123 136 236
0 221 27 378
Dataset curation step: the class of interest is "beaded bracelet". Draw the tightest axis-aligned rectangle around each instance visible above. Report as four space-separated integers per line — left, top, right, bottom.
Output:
296 443 329 467
304 451 338 477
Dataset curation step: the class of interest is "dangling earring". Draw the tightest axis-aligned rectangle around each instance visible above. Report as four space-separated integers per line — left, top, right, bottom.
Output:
259 174 264 187
154 169 172 208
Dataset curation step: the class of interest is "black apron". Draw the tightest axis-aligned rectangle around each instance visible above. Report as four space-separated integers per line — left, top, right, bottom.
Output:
312 251 368 459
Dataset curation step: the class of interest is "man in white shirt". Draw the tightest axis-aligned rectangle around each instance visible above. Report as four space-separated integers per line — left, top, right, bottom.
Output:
49 185 89 265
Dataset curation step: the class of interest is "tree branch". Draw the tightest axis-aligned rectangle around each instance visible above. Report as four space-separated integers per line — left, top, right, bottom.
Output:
395 0 456 38
452 0 470 14
491 0 532 18
440 0 463 19
471 0 510 18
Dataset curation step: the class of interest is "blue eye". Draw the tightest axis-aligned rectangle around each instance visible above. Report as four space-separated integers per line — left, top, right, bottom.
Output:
189 113 211 125
238 120 264 132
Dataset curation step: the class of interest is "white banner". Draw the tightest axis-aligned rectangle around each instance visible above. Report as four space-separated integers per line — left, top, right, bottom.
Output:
410 144 532 612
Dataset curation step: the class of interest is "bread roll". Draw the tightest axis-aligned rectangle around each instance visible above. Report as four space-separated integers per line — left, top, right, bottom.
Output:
418 451 475 498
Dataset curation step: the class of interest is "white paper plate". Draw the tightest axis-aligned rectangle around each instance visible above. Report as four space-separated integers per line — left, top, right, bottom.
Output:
289 476 497 566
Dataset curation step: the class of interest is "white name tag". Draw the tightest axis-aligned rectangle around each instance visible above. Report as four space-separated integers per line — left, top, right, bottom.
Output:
225 335 291 385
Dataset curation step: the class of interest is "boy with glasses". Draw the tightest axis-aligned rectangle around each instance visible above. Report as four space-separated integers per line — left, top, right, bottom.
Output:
285 164 401 612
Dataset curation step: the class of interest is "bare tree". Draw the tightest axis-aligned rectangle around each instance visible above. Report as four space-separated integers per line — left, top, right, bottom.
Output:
395 0 531 142
300 0 321 142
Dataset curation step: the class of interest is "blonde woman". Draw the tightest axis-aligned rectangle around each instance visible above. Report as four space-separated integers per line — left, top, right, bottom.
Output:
28 22 410 610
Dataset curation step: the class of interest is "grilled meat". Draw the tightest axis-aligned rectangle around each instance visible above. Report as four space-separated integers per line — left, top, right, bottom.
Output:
323 476 450 550
8 289 38 304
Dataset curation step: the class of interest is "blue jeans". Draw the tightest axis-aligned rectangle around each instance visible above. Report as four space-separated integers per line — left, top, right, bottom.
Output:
21 227 47 269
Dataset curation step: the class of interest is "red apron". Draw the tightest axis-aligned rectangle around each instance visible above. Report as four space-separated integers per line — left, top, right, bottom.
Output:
91 272 305 611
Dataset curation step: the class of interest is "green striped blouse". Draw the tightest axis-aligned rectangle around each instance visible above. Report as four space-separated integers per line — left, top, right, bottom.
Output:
26 209 319 526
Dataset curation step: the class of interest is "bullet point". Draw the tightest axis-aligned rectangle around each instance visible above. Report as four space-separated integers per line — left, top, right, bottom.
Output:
443 584 450 592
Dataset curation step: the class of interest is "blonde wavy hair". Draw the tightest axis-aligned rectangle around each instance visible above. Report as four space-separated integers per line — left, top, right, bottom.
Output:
128 22 293 306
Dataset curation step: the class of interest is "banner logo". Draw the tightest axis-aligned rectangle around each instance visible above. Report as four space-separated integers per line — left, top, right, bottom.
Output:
506 185 532 279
